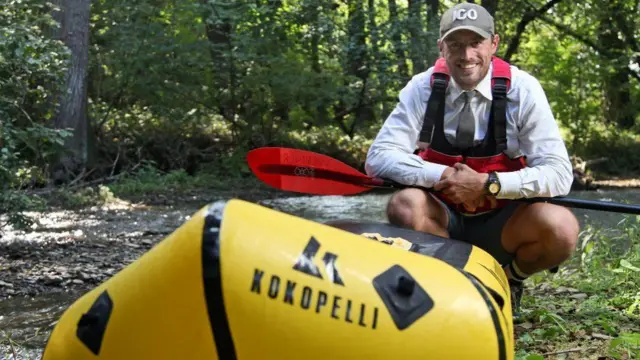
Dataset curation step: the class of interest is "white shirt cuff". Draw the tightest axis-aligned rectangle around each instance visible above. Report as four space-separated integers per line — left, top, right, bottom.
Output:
421 163 450 187
496 171 522 199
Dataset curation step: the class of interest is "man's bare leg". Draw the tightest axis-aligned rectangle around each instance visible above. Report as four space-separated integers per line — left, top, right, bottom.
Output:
501 202 580 278
386 188 451 238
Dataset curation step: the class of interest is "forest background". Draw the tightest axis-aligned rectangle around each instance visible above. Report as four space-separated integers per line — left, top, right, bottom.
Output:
2 0 640 223
2 1 640 358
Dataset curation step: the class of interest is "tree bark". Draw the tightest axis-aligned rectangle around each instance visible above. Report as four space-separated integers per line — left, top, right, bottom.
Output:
481 0 498 17
201 1 237 134
308 2 328 126
425 0 440 66
51 0 92 180
388 0 409 82
343 0 372 137
407 0 424 73
368 0 379 62
598 1 633 129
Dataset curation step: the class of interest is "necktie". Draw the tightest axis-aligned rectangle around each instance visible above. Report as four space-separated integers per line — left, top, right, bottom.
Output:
456 91 475 149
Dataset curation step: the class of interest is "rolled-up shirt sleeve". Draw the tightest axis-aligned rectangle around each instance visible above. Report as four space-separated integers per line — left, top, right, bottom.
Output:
365 72 449 188
496 75 574 199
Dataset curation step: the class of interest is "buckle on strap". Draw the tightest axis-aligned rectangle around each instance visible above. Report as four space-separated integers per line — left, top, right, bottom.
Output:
432 77 448 91
492 82 508 95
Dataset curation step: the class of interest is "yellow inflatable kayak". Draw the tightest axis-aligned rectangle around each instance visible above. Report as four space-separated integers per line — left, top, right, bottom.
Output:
42 199 514 360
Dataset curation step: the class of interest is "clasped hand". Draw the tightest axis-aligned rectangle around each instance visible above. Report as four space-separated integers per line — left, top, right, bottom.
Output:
434 163 496 211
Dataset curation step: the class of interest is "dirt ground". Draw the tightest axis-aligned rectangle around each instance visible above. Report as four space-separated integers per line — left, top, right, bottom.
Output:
0 185 293 301
0 200 201 300
1 178 638 301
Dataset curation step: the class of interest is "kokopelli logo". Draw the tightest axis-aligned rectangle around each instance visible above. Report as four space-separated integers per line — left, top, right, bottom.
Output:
453 8 478 21
293 236 344 286
294 166 315 177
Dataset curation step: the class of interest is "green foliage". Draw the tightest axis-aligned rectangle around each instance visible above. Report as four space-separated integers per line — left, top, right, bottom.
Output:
580 129 640 176
511 2 640 177
2 0 640 219
609 332 640 359
516 215 640 358
514 17 603 150
284 125 375 170
107 164 227 196
0 0 71 229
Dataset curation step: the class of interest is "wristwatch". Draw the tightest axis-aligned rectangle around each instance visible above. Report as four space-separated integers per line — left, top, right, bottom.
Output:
485 172 501 196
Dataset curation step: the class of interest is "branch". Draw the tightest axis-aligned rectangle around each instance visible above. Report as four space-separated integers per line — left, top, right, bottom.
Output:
537 14 640 82
611 3 638 51
503 0 564 62
537 15 603 53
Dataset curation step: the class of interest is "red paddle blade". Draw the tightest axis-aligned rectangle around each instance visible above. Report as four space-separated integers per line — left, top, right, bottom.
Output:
246 147 377 195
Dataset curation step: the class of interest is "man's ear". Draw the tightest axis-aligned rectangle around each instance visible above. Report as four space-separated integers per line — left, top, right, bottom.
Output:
438 39 444 56
491 34 500 54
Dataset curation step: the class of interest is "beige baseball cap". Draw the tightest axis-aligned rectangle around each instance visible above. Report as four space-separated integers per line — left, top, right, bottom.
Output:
440 3 494 41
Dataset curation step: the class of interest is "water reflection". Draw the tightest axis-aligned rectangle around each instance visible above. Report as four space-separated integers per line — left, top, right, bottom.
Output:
0 293 75 359
261 189 640 231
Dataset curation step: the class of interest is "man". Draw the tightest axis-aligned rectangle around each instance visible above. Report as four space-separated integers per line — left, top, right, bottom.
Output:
364 3 580 314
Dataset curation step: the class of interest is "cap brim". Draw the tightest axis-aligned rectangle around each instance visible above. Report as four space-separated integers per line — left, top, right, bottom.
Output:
441 26 491 41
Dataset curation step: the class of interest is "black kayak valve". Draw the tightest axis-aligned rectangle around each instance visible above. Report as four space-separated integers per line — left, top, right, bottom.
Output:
373 264 434 330
397 275 415 297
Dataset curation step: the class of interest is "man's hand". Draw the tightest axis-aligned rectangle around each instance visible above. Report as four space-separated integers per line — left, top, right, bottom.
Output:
440 166 457 181
434 163 488 204
462 195 498 212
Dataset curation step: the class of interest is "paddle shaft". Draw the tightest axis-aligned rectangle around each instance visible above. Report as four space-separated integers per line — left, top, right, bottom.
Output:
361 178 640 215
247 147 640 215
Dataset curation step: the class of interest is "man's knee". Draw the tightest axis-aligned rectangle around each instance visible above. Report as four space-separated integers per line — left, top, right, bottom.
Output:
527 203 580 259
545 207 580 259
386 189 426 228
504 203 580 263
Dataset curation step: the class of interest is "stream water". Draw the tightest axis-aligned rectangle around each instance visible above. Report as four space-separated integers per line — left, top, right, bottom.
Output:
1 188 639 359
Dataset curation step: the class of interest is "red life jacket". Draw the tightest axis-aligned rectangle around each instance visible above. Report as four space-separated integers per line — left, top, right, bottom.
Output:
416 56 527 215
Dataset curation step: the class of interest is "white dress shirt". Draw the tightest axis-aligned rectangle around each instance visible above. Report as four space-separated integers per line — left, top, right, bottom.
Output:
364 63 574 199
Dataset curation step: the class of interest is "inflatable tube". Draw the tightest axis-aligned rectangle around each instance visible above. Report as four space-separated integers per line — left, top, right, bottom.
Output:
42 199 514 360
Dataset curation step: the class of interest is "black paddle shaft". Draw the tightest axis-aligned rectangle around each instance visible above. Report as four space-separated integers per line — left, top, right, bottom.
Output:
380 179 640 215
517 196 640 215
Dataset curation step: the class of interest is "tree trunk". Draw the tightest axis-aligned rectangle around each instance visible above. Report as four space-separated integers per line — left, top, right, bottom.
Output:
51 0 92 181
201 1 237 135
407 0 424 73
309 2 328 126
388 0 409 82
368 0 379 61
481 0 498 17
425 0 440 66
343 0 372 137
264 0 289 124
598 1 633 129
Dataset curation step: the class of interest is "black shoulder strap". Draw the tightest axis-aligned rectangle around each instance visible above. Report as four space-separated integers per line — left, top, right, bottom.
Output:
492 78 508 153
419 73 448 145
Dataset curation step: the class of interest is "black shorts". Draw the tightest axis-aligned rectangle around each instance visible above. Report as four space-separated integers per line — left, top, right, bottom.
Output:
430 194 520 266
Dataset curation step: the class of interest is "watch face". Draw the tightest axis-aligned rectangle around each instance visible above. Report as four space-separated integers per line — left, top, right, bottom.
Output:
489 183 500 194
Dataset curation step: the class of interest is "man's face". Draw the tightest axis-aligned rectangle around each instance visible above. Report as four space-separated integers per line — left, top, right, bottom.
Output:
438 30 499 90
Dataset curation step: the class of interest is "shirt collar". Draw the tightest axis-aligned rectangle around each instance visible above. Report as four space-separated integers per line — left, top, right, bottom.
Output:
447 63 493 102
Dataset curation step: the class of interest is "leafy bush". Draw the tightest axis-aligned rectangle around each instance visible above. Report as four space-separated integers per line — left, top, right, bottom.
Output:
0 0 71 228
578 128 640 177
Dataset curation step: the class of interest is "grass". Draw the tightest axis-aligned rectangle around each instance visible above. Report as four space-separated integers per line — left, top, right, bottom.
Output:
515 216 640 359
